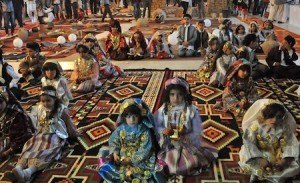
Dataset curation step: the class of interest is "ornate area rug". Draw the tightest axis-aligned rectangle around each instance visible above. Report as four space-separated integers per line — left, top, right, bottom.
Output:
0 69 299 183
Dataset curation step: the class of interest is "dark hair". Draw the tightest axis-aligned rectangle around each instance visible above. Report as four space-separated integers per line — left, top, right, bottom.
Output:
263 20 274 29
235 24 245 35
210 41 228 74
236 47 249 60
76 44 90 53
209 37 220 47
42 62 61 79
109 19 122 33
40 85 61 119
131 31 147 53
0 48 3 63
198 19 204 24
242 34 257 46
262 103 285 120
26 42 41 52
162 79 192 113
234 64 251 80
121 105 141 118
183 14 192 19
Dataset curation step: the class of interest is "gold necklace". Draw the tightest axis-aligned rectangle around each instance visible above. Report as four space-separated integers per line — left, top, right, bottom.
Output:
167 104 186 140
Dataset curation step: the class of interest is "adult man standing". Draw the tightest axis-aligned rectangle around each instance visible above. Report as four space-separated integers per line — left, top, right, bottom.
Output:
268 0 285 23
177 14 197 57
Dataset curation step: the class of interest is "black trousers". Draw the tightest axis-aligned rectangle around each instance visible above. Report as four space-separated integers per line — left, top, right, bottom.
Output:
102 4 113 21
181 1 189 15
65 0 72 19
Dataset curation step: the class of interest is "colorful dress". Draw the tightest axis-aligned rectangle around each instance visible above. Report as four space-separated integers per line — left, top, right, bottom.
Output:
239 99 300 182
70 55 102 92
0 104 33 155
22 54 46 79
99 123 164 182
197 48 217 79
41 76 74 106
106 33 129 60
18 104 72 170
209 54 236 86
154 103 216 175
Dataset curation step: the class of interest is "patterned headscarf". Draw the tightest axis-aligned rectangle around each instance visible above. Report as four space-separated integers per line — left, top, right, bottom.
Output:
222 41 232 53
117 98 154 128
165 77 190 93
225 58 250 83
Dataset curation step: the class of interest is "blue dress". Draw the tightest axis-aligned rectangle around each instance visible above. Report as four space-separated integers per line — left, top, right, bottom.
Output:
98 123 166 183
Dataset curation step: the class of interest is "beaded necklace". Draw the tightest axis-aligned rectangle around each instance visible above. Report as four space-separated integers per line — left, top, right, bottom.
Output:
167 104 186 140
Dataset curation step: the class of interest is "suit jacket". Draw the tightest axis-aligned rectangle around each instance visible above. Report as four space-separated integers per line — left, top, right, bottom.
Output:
177 24 198 46
266 46 298 68
195 30 209 49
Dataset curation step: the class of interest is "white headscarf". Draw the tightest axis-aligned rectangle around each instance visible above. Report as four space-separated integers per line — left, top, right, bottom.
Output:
242 99 296 132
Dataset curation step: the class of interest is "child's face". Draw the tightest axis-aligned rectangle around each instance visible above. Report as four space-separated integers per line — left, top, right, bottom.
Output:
211 43 218 51
0 99 7 114
182 17 190 25
157 35 162 41
264 22 271 29
27 48 37 58
169 89 184 106
238 26 245 34
197 23 204 30
125 113 140 127
281 39 291 50
250 24 256 31
265 112 285 128
40 95 55 111
237 69 249 79
225 48 232 55
111 27 118 34
77 49 89 60
250 39 258 49
45 69 57 80
85 38 95 48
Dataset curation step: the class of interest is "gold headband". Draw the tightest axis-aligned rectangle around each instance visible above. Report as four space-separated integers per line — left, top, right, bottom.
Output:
222 41 232 53
40 90 56 97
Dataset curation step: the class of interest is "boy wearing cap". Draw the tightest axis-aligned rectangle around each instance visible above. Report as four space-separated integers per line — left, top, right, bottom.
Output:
177 14 197 57
19 42 46 82
266 35 300 79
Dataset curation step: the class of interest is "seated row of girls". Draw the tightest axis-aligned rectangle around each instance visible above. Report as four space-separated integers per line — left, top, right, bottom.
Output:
239 99 300 183
3 86 79 182
98 77 217 182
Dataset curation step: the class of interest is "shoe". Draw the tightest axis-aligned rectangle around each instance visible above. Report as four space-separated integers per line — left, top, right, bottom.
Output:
277 21 284 24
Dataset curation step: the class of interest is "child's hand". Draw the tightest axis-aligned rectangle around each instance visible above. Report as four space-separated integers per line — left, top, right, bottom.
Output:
162 127 174 136
113 153 120 164
275 158 293 171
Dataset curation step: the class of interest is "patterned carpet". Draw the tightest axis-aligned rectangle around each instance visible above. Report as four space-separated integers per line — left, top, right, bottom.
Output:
0 69 300 183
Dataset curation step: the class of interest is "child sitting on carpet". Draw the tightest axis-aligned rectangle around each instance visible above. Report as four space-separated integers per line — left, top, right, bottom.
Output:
98 98 167 182
69 44 102 93
154 77 217 176
259 20 275 43
239 99 300 183
41 60 73 106
197 36 220 79
128 31 148 60
235 24 247 47
215 59 259 122
5 86 79 183
147 31 174 59
209 41 237 87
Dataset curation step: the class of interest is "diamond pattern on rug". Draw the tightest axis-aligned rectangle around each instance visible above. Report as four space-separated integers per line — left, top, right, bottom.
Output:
285 84 299 98
202 119 239 150
218 153 250 183
191 84 223 102
107 83 143 101
77 118 116 150
185 163 218 182
88 100 116 118
70 156 101 183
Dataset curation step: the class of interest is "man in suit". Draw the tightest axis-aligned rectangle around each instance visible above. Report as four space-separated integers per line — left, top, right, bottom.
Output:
177 14 197 57
195 19 209 56
266 35 300 79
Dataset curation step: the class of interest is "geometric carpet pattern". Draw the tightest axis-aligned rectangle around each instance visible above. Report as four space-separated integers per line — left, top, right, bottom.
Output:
0 69 299 182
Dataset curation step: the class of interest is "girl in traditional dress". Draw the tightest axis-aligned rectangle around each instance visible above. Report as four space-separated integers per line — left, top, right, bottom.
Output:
0 86 33 161
216 59 259 121
6 86 79 183
219 19 239 48
147 31 174 59
259 20 275 43
70 44 102 93
154 77 217 176
98 98 167 182
41 60 73 106
235 24 247 47
209 41 237 87
83 33 108 63
197 36 220 79
128 31 148 60
106 20 129 60
239 99 300 183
